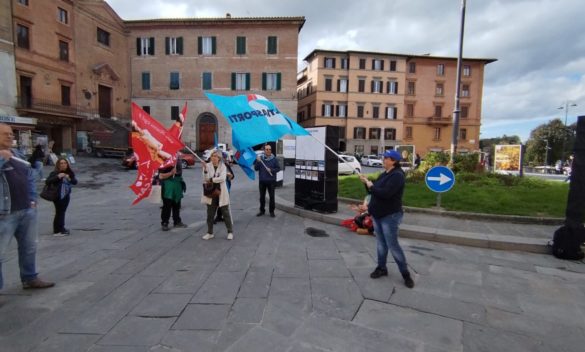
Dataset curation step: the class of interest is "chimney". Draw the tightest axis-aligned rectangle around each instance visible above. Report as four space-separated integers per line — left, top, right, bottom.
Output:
226 13 231 18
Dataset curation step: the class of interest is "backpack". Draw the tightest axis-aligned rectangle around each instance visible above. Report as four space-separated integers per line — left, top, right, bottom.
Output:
552 226 585 260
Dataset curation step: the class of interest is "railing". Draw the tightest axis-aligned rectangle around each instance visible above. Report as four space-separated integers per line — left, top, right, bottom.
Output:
426 116 452 125
16 96 100 119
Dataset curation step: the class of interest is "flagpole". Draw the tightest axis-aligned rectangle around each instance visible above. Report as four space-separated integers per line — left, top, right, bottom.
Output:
307 135 361 174
182 145 206 163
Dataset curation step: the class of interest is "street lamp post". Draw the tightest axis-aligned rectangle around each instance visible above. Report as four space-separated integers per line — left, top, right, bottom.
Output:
558 101 577 166
542 138 551 172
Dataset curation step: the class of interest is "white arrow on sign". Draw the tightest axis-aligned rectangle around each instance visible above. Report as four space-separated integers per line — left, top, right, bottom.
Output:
427 173 452 185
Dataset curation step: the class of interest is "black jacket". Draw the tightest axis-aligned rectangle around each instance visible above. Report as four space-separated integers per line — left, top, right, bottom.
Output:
367 167 405 218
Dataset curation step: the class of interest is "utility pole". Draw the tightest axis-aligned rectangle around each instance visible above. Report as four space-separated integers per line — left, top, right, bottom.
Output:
449 0 466 164
558 101 577 166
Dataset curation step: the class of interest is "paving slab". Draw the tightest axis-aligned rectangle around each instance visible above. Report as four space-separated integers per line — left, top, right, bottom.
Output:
97 316 175 346
172 304 230 330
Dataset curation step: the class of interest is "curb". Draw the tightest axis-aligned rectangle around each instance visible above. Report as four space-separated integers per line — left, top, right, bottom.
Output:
337 196 564 225
276 196 550 254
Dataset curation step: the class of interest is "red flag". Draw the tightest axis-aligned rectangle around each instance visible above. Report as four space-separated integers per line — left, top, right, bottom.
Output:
129 103 185 205
169 101 187 140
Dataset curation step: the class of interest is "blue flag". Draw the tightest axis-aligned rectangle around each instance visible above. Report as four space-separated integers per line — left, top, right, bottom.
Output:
234 147 257 180
205 93 309 150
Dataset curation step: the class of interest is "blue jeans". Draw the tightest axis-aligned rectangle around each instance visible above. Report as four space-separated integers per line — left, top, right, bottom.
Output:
34 161 43 180
372 212 409 276
0 208 38 289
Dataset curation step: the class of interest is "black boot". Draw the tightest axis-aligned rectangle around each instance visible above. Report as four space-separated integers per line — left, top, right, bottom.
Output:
402 272 414 288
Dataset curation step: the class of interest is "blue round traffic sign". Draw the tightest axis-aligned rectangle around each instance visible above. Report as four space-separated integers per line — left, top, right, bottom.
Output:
425 166 455 193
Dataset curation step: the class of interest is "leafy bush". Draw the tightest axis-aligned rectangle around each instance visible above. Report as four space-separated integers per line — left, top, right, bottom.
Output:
419 152 450 173
453 153 481 173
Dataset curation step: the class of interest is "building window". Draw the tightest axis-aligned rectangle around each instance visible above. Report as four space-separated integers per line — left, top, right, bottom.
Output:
57 8 68 24
359 58 366 70
461 105 469 118
354 145 364 154
408 62 416 73
357 105 364 118
324 78 332 91
459 128 467 141
232 73 250 90
97 27 110 46
369 128 381 140
202 72 212 90
59 41 69 61
141 72 150 90
170 72 180 90
386 106 397 119
171 106 179 121
434 105 442 118
463 65 471 76
372 106 380 119
354 127 366 139
16 24 29 49
434 127 441 140
324 57 336 68
387 80 398 94
198 36 216 55
371 146 379 155
236 36 246 55
142 106 150 114
389 60 397 71
462 84 470 97
263 73 281 91
406 104 414 118
61 85 71 106
322 103 333 117
165 37 183 55
437 64 445 76
358 79 365 93
436 83 444 96
372 59 384 70
337 78 348 93
406 127 413 139
137 37 155 56
385 128 396 140
267 36 278 54
407 81 415 95
341 58 349 69
337 104 347 117
371 79 382 93
17 0 28 5
307 103 311 118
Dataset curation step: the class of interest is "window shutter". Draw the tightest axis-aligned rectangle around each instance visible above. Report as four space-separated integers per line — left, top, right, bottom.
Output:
390 60 396 71
332 58 336 69
198 37 202 55
177 37 183 55
393 107 397 119
165 37 170 55
337 80 341 92
262 73 267 90
385 107 389 119
386 81 390 94
395 82 398 94
245 73 250 90
276 73 281 90
381 60 385 70
136 38 141 55
371 60 375 70
370 80 374 93
335 105 339 117
148 37 154 55
231 73 236 90
211 37 217 55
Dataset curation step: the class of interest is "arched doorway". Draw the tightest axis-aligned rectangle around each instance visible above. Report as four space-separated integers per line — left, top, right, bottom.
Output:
197 113 217 151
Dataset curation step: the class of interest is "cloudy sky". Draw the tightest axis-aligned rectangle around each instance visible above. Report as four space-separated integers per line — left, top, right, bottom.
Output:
105 0 585 142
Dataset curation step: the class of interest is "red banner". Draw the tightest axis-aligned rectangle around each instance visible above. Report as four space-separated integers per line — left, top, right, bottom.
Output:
169 101 187 140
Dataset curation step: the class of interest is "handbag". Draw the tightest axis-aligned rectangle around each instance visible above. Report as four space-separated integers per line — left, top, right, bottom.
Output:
203 181 221 198
40 183 59 201
148 184 162 204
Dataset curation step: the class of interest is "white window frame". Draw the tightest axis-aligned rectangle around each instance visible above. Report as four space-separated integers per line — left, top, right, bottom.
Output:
373 59 382 70
388 80 397 95
386 105 396 119
266 73 278 91
436 83 444 96
341 58 349 69
434 127 441 140
58 7 68 24
202 36 213 55
140 37 150 56
325 58 335 68
235 73 248 90
323 103 333 117
169 37 179 55
339 78 348 93
462 85 470 97
338 104 347 117
373 79 382 93
437 64 445 76
463 65 471 76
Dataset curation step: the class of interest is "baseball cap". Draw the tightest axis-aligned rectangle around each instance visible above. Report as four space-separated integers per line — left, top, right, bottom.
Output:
383 150 402 161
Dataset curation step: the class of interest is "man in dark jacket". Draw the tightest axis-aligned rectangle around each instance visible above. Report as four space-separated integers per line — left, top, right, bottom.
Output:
254 144 280 217
0 123 54 290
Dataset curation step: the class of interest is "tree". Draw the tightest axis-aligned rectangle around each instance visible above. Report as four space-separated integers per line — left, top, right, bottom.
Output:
525 119 575 165
479 135 521 153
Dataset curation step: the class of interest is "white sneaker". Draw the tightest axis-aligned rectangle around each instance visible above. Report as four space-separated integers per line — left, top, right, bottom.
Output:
202 233 214 240
227 233 233 240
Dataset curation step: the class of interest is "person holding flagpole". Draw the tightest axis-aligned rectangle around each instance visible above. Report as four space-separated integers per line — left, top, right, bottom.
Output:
202 150 234 240
254 144 280 217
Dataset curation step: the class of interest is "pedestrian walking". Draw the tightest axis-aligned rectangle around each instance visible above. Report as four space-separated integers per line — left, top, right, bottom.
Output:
359 149 414 289
414 153 421 169
159 157 187 231
254 144 280 217
29 144 45 181
0 123 54 290
201 150 234 240
46 157 78 236
214 152 234 223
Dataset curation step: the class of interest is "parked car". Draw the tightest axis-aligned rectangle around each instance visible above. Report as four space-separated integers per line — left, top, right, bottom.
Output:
122 150 196 169
360 154 383 167
338 155 361 175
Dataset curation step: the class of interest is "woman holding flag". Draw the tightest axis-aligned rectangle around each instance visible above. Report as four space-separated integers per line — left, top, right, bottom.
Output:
201 150 234 240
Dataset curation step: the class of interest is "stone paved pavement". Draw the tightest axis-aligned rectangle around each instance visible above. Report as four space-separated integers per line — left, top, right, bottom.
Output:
1 157 585 352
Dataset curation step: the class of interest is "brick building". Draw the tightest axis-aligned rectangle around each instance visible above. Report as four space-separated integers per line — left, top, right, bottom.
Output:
297 49 495 157
126 15 305 151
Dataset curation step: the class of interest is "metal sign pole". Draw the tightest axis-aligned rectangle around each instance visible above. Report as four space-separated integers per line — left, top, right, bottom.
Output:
436 193 442 208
